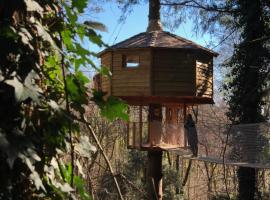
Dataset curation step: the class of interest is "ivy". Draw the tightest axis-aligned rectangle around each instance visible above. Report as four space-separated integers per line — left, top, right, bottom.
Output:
0 0 128 199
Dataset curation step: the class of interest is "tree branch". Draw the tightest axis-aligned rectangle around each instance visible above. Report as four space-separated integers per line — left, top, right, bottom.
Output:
160 0 236 14
117 173 149 199
58 17 75 188
82 115 124 200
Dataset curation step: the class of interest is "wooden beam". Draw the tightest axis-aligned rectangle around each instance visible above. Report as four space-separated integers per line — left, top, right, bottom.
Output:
183 104 187 148
127 107 130 146
132 122 136 147
118 96 214 105
147 104 163 200
139 105 143 147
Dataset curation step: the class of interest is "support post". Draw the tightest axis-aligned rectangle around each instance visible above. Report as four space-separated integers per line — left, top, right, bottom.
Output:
147 104 163 199
139 105 143 147
183 104 187 148
127 107 130 147
147 151 163 200
175 155 180 194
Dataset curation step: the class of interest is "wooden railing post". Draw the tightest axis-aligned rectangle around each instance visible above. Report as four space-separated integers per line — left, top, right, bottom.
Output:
139 105 143 147
184 104 187 148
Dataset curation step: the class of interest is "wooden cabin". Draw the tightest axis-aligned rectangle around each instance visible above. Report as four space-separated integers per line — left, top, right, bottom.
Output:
98 31 218 105
97 30 218 151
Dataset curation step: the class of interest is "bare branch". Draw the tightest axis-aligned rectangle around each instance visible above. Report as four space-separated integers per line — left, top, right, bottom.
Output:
82 115 124 200
160 0 236 14
117 173 149 199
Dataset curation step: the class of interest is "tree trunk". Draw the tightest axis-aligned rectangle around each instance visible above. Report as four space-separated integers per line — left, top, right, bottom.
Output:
230 0 269 199
147 151 163 200
147 0 162 31
237 167 256 200
147 104 163 199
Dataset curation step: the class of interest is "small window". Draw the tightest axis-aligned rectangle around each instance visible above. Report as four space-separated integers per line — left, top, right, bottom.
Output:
123 55 140 68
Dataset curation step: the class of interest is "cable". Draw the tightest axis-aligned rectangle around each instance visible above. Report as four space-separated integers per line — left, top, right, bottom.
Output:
112 11 129 45
211 28 236 50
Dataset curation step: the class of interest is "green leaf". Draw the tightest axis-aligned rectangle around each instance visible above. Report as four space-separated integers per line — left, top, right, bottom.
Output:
34 21 59 51
66 74 88 109
84 57 97 69
59 163 72 184
75 71 90 85
98 65 112 76
87 29 104 47
91 90 129 121
5 70 42 104
0 26 19 39
91 89 106 106
72 0 88 13
74 176 91 200
61 29 73 50
75 43 90 56
74 58 85 71
77 25 86 41
101 96 129 121
64 4 78 25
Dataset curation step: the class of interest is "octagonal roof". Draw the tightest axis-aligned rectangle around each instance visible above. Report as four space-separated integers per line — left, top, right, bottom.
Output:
99 31 218 57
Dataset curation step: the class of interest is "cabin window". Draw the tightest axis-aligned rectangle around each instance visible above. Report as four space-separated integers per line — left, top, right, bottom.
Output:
123 55 140 68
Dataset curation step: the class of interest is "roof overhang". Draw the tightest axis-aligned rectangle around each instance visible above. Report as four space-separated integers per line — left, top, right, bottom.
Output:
98 46 218 57
98 31 219 57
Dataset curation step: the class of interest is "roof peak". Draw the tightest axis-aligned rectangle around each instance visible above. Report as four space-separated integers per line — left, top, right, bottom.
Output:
99 31 218 57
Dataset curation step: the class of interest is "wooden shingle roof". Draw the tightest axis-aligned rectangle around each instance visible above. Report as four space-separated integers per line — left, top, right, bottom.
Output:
99 31 218 56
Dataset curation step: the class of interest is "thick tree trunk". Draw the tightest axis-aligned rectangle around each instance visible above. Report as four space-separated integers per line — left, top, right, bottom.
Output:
234 0 268 199
147 0 162 31
237 167 256 200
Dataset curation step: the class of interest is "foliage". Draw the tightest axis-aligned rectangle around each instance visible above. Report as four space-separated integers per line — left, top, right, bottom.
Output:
222 0 270 200
0 0 127 199
124 150 146 183
116 0 238 43
223 0 270 123
92 90 129 121
162 164 182 200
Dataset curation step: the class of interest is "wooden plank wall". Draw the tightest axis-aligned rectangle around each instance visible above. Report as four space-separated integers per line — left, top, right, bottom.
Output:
101 52 111 95
101 49 213 99
152 50 196 96
196 56 213 98
111 49 151 96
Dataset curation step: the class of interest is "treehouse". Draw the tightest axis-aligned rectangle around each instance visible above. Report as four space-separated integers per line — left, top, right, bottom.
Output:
94 0 219 155
97 30 218 151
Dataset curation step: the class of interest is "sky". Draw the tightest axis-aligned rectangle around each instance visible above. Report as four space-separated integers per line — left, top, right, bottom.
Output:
84 1 226 99
90 1 213 56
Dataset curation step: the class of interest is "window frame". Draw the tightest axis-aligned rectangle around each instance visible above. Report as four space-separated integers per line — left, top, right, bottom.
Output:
122 54 140 69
